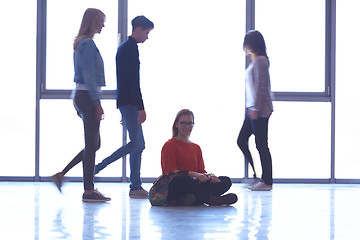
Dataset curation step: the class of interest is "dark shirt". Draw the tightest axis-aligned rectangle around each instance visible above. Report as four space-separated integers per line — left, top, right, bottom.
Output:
116 36 144 110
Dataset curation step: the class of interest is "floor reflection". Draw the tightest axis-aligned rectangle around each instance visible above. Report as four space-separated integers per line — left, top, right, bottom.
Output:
148 206 238 239
241 191 272 239
128 199 149 239
52 208 71 239
82 203 111 240
2 182 360 240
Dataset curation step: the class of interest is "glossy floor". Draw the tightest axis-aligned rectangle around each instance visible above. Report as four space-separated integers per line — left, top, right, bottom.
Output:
1 182 360 240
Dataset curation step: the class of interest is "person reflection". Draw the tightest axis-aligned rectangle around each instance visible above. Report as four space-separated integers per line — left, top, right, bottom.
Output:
241 192 272 239
52 208 71 239
82 203 109 240
148 206 237 239
128 199 149 239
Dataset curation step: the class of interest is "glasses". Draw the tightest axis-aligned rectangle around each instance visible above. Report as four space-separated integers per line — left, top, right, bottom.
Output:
179 121 194 127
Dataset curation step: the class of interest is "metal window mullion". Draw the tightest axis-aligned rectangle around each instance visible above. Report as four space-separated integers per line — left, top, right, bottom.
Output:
40 89 116 99
246 0 255 32
273 91 331 102
119 0 128 44
326 0 336 183
244 0 255 179
35 0 47 181
245 0 255 68
119 0 128 182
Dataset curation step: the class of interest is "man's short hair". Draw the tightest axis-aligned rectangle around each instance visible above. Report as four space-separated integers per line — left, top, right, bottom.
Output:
132 15 154 31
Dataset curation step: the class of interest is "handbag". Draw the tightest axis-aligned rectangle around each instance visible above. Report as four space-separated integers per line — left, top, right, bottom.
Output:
148 171 188 206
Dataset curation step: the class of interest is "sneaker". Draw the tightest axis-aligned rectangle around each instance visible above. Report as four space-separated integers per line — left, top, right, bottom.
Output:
206 193 238 206
51 172 64 192
248 182 272 191
129 187 149 199
82 189 111 203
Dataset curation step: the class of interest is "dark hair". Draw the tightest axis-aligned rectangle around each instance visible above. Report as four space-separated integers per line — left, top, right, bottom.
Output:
131 15 154 31
172 109 194 138
243 30 269 62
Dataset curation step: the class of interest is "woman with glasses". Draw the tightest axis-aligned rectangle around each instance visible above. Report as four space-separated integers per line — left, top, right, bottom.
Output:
160 109 237 206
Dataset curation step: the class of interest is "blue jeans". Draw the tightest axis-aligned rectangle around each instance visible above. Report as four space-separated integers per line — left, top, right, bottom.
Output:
237 109 273 185
95 105 145 190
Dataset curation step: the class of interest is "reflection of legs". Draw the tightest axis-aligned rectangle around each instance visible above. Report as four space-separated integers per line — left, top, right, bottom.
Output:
253 117 272 185
237 113 257 177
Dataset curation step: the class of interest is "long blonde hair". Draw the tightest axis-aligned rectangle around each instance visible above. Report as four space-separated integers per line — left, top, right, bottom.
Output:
73 8 105 50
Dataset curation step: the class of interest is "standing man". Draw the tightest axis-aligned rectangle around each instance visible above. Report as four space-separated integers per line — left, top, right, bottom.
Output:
95 16 154 199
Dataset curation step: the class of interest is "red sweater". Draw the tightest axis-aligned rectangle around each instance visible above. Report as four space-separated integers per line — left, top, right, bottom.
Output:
161 138 206 175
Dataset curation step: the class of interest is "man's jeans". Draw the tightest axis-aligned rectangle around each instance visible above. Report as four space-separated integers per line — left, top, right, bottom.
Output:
95 105 145 190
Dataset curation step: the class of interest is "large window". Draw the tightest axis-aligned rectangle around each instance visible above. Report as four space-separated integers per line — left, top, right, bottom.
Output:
40 100 122 177
41 1 119 178
128 0 246 178
0 1 36 176
4 0 360 183
256 0 326 93
270 102 331 178
46 0 118 90
335 1 360 179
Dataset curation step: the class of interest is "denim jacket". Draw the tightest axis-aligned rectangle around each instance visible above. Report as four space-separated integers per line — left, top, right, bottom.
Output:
74 38 106 104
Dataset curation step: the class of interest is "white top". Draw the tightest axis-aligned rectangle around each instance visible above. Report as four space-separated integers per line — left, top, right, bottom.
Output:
244 56 274 117
76 83 101 93
245 62 256 110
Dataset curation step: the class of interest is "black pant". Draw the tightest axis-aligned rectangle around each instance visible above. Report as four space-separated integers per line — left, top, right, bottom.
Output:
237 109 273 185
63 90 100 191
167 176 232 205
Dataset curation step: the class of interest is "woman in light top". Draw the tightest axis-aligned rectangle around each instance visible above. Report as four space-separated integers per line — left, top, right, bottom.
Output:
237 30 274 191
161 109 237 206
51 8 110 202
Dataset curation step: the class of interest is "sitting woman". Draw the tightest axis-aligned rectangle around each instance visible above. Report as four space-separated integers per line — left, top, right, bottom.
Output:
161 109 238 206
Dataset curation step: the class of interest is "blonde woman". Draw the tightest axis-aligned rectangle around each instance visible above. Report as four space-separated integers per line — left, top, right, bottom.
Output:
51 8 110 202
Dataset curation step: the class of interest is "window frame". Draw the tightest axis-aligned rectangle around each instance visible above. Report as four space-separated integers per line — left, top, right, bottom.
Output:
3 0 355 183
246 0 334 103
